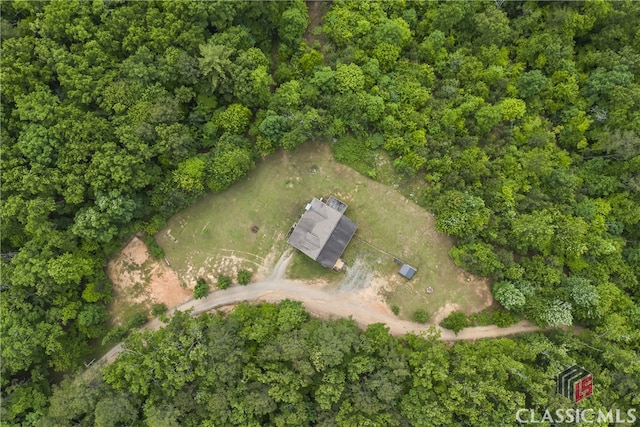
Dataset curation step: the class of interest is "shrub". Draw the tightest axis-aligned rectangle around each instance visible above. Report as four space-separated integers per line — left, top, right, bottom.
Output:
194 277 209 299
100 310 149 346
101 326 127 346
331 136 376 176
391 305 400 316
469 308 521 327
440 311 469 335
216 275 232 290
151 303 168 317
143 235 165 260
237 269 252 286
125 311 149 329
143 215 167 235
412 309 429 324
492 309 521 327
469 310 494 326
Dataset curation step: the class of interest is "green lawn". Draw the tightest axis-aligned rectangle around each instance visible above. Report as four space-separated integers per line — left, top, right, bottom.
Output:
156 142 490 319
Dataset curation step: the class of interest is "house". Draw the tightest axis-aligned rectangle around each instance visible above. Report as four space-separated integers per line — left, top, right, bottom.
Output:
399 264 417 279
287 196 357 269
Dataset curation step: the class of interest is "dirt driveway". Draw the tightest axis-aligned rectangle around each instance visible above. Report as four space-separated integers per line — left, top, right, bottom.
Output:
178 252 542 340
98 253 546 366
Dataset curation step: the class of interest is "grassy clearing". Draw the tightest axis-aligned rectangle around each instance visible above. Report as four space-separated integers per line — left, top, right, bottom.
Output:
288 250 344 283
156 142 490 318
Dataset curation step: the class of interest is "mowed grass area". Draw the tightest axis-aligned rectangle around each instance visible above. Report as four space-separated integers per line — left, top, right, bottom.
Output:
156 142 490 319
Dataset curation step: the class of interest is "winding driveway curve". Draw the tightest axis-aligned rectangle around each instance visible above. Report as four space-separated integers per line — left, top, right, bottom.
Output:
99 253 547 366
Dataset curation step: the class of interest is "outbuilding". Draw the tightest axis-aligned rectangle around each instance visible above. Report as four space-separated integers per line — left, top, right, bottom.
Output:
399 264 417 279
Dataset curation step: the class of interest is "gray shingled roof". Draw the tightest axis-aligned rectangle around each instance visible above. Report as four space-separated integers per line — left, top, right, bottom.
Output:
288 197 357 268
316 215 358 268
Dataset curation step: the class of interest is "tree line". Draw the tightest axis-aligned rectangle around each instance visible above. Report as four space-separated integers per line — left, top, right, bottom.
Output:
41 302 640 426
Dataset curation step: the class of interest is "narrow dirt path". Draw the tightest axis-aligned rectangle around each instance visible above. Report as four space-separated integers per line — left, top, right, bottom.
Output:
304 0 327 46
97 253 548 367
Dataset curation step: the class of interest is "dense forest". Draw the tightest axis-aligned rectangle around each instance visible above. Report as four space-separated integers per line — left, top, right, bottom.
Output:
321 0 640 331
1 0 639 425
37 302 639 426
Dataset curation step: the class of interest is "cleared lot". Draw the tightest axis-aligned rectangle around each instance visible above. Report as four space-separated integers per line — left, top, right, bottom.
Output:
155 142 491 319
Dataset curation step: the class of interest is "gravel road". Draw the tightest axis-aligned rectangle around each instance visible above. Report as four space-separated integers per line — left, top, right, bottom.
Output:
96 252 547 367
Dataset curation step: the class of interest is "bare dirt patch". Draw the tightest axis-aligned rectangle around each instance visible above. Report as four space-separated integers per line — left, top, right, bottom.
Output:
339 258 373 293
431 303 462 324
107 237 192 324
255 247 280 282
457 271 493 311
335 262 394 316
181 252 264 287
351 275 395 316
426 273 491 324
